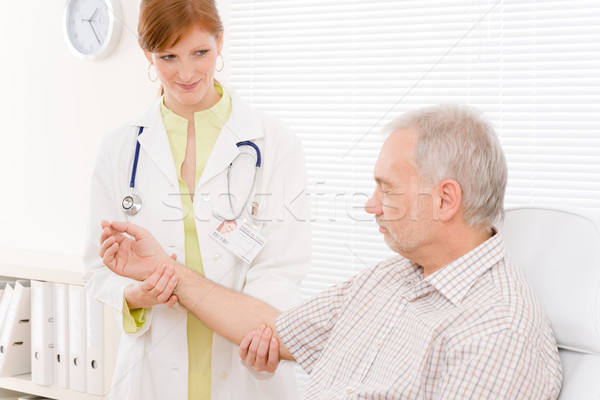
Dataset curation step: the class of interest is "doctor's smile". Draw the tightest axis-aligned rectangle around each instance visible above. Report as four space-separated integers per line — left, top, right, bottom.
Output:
176 79 201 91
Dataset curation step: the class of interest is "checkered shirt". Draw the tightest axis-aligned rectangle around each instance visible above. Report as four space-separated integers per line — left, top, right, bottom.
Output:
276 233 562 399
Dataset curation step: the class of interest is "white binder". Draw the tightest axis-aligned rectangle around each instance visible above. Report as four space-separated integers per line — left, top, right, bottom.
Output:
52 282 69 388
0 281 10 303
0 282 15 332
0 280 31 376
68 285 86 392
86 294 104 395
30 280 54 386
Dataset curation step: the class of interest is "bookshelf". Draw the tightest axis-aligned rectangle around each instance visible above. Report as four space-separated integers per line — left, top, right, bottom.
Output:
0 248 117 400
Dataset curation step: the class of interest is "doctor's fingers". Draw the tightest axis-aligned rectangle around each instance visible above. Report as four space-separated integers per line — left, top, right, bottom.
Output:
138 264 166 291
154 272 178 303
166 294 178 307
266 336 280 373
239 330 255 362
138 264 177 301
245 325 267 368
254 327 276 372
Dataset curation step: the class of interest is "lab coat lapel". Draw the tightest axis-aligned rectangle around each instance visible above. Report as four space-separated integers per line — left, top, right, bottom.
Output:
131 99 179 187
197 92 264 187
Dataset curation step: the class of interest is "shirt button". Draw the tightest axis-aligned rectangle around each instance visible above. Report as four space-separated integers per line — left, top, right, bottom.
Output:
376 342 382 348
219 371 228 380
213 253 222 262
345 388 353 394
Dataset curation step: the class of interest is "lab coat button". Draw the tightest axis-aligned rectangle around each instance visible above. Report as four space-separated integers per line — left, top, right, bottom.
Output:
219 371 228 380
213 253 222 262
202 194 211 202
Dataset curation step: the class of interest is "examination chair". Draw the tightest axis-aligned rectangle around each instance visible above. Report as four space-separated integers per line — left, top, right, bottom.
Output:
501 206 600 399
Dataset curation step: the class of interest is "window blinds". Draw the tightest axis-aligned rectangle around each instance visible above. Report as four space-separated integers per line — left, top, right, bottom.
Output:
224 0 600 390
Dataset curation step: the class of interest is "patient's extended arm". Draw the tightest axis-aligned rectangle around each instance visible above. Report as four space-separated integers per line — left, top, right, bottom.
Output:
100 220 294 362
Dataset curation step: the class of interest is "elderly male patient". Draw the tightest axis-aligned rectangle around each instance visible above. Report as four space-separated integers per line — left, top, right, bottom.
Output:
99 104 562 399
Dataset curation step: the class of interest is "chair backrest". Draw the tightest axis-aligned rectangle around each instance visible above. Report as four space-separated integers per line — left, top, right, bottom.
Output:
501 206 600 399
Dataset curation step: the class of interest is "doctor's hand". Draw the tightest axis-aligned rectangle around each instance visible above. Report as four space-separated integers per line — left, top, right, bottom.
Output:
124 264 179 309
99 220 171 281
239 325 281 374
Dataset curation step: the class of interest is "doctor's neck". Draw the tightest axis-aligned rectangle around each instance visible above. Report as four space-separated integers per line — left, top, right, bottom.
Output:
163 86 222 122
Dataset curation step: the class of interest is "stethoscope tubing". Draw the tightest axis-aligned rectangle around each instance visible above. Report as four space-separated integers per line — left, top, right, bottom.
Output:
123 126 262 218
236 141 261 167
129 126 144 189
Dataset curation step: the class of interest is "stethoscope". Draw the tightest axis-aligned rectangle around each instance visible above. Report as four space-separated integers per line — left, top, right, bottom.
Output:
122 126 262 218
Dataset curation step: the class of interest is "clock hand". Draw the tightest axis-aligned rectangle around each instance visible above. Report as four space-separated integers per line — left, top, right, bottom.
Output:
89 8 100 23
86 20 101 45
81 8 99 23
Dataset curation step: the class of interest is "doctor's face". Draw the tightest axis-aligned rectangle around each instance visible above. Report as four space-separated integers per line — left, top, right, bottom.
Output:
146 24 223 114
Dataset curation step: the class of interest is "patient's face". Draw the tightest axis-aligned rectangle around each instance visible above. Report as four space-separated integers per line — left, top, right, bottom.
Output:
365 129 437 256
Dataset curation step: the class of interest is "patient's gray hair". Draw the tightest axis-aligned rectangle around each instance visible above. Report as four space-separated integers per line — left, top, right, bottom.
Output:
384 104 507 228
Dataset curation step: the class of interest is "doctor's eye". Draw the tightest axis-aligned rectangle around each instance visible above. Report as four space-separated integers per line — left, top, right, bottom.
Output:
160 54 176 62
194 50 209 57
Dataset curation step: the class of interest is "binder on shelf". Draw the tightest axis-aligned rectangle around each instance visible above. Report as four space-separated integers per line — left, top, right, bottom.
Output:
68 284 86 392
0 281 10 302
0 280 31 376
86 294 104 395
0 282 15 332
30 280 54 386
52 282 69 388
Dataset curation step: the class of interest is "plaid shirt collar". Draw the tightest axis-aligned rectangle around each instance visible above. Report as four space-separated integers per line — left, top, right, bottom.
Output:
423 229 505 306
397 230 505 306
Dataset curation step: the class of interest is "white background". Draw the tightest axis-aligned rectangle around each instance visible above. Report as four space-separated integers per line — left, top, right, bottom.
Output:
0 1 154 255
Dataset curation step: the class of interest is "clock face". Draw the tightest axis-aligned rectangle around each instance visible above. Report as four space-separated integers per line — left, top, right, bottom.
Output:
64 0 121 60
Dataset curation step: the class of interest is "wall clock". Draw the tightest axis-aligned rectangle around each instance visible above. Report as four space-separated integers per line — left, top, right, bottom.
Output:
63 0 123 61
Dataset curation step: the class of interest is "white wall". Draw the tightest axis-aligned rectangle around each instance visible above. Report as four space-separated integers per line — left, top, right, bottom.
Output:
0 1 158 255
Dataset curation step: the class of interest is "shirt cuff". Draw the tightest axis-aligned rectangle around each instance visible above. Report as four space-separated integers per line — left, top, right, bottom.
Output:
122 296 147 333
276 311 314 373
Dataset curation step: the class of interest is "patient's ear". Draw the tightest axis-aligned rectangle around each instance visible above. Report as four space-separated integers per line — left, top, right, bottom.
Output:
436 179 462 222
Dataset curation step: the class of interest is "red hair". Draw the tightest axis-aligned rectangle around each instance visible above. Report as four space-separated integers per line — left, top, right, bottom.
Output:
138 0 224 52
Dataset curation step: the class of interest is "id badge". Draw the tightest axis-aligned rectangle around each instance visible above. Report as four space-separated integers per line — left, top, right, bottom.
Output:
210 220 267 263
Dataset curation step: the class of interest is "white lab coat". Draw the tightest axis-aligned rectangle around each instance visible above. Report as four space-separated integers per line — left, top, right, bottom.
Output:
83 92 311 400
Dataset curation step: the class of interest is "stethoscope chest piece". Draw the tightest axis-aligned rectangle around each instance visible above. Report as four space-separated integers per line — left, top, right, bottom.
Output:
122 193 142 216
122 126 145 216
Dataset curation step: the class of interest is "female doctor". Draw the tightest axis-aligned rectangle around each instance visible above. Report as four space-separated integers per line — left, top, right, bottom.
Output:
83 1 310 399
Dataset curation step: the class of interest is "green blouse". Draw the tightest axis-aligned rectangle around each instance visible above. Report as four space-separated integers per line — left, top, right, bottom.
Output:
123 83 232 400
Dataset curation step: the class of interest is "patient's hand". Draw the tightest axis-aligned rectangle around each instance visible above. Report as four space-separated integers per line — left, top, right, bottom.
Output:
239 325 280 373
99 220 171 281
